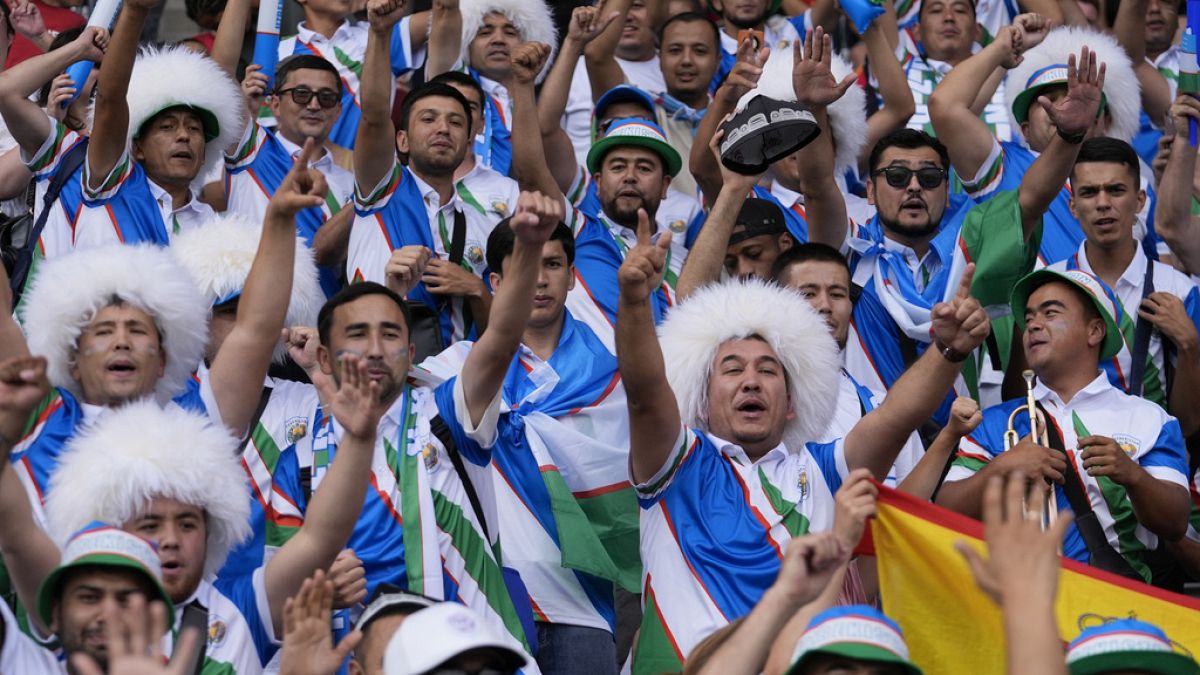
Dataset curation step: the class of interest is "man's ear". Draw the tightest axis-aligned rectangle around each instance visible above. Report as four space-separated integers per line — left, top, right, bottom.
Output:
488 271 502 291
660 174 672 199
568 265 577 291
395 129 410 155
778 232 795 252
317 343 334 376
1087 317 1106 350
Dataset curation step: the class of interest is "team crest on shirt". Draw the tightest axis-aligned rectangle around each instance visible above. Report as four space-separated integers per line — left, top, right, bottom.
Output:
285 417 308 444
422 442 439 470
1112 434 1140 457
797 469 810 501
668 219 687 234
778 39 790 49
208 617 227 646
466 243 485 268
490 198 509 217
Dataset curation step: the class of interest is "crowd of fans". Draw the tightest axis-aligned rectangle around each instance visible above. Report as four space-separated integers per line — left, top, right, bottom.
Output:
0 0 1198 672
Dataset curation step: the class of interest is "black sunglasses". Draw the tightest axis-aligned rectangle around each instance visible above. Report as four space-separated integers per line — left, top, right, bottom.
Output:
275 86 340 109
872 166 947 189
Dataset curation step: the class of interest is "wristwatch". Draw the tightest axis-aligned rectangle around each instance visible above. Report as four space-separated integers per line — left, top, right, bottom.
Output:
1057 126 1086 144
934 339 969 363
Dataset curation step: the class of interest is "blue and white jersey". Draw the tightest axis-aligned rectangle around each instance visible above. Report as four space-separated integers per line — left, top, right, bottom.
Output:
0 601 60 673
898 29 1012 141
276 18 420 150
20 116 86 262
630 427 847 675
186 577 270 673
823 369 923 487
713 14 810 97
946 373 1189 583
1050 242 1200 407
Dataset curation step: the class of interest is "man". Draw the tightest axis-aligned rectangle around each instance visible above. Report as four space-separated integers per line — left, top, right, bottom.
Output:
1047 136 1200 433
801 30 1106 416
584 10 721 197
616 203 990 675
1113 0 1177 165
938 269 1191 584
229 53 355 295
68 0 243 255
276 0 436 150
3 0 85 68
417 216 637 674
348 0 495 346
0 524 172 674
382 603 528 675
426 0 558 175
785 606 923 675
930 20 1147 265
707 0 811 94
349 586 437 675
508 42 686 347
723 198 795 280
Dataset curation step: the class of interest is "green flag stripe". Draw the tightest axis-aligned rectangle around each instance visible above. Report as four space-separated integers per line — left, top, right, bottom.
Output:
757 468 811 538
632 581 685 675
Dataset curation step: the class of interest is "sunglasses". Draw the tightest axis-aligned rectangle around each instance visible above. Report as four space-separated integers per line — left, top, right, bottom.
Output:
872 166 947 190
275 86 340 109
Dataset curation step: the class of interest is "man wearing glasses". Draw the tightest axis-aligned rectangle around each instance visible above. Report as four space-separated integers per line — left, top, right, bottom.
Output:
226 54 355 295
799 41 1108 423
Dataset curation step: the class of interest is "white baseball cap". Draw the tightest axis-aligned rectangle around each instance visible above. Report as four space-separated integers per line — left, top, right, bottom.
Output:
382 603 528 675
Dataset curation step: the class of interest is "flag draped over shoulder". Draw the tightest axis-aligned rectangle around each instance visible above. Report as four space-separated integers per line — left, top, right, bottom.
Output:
863 484 1200 675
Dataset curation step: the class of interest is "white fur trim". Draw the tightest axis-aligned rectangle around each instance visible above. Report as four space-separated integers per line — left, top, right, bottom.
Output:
1005 26 1140 144
746 43 867 175
658 278 840 451
23 245 209 404
459 0 557 83
171 213 324 363
99 45 245 186
45 399 251 577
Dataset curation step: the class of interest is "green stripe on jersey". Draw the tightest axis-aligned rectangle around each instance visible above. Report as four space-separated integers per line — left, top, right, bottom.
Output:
633 584 685 675
758 468 811 538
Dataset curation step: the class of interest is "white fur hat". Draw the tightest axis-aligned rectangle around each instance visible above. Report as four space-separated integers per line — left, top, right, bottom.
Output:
459 0 557 83
658 278 841 452
45 399 251 577
171 214 324 363
112 44 245 185
748 42 868 175
23 244 209 405
1005 26 1140 144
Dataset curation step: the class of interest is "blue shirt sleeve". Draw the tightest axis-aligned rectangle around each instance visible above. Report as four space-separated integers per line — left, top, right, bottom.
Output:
433 377 492 467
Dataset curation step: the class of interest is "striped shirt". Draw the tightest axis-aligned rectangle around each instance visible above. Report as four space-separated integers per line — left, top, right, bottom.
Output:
897 29 1012 141
1050 242 1200 408
631 427 847 675
822 369 923 487
946 373 1189 582
275 18 419 150
20 116 87 262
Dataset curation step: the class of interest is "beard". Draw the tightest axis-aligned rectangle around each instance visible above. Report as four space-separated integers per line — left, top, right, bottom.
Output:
726 5 772 29
600 191 661 229
410 146 463 179
877 205 940 241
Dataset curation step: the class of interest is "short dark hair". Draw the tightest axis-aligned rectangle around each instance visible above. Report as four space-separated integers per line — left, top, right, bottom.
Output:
274 54 344 98
917 0 977 20
868 128 950 174
184 0 225 24
485 218 576 275
429 71 486 111
318 282 411 347
1071 137 1140 185
399 81 472 132
658 12 720 50
770 243 851 285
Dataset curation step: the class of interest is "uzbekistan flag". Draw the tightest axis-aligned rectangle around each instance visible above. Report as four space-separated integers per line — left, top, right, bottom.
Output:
861 484 1200 674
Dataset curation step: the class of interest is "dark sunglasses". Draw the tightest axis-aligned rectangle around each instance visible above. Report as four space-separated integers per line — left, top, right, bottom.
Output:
872 166 947 190
275 86 340 109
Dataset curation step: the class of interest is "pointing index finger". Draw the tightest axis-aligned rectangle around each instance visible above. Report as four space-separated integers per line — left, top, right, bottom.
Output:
955 263 976 300
295 137 319 170
636 208 651 247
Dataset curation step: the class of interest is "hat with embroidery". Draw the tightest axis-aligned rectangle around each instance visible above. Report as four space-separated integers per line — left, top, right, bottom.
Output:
1010 268 1123 361
36 523 174 628
587 118 683 177
1066 618 1199 675
786 605 923 675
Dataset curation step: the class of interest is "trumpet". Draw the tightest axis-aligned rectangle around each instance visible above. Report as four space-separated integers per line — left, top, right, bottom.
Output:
1004 370 1058 530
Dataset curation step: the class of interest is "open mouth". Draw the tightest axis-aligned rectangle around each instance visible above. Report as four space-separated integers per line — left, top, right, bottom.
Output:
160 559 183 576
736 398 767 415
106 360 136 375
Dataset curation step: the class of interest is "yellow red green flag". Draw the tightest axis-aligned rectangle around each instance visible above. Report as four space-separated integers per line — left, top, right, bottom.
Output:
866 485 1200 675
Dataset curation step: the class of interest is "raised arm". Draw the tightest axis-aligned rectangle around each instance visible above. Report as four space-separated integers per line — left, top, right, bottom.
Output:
928 15 1048 182
210 0 251 77
689 40 767 206
1153 96 1200 273
0 356 64 637
898 396 982 500
583 0 631 101
208 141 326 437
1113 0 1172 129
675 144 764 301
1017 46 1104 239
459 193 562 426
845 265 991 479
354 0 406 196
310 205 356 268
0 27 106 154
793 27 855 250
860 2 914 169
424 0 462 77
617 209 681 485
508 42 564 201
0 263 31 362
263 353 385 635
87 0 156 190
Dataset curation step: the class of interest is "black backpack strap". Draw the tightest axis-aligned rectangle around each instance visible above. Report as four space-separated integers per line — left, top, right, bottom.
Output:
174 600 209 675
236 385 274 454
9 139 88 298
1128 260 1156 397
430 414 491 541
1037 403 1143 581
446 209 476 336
